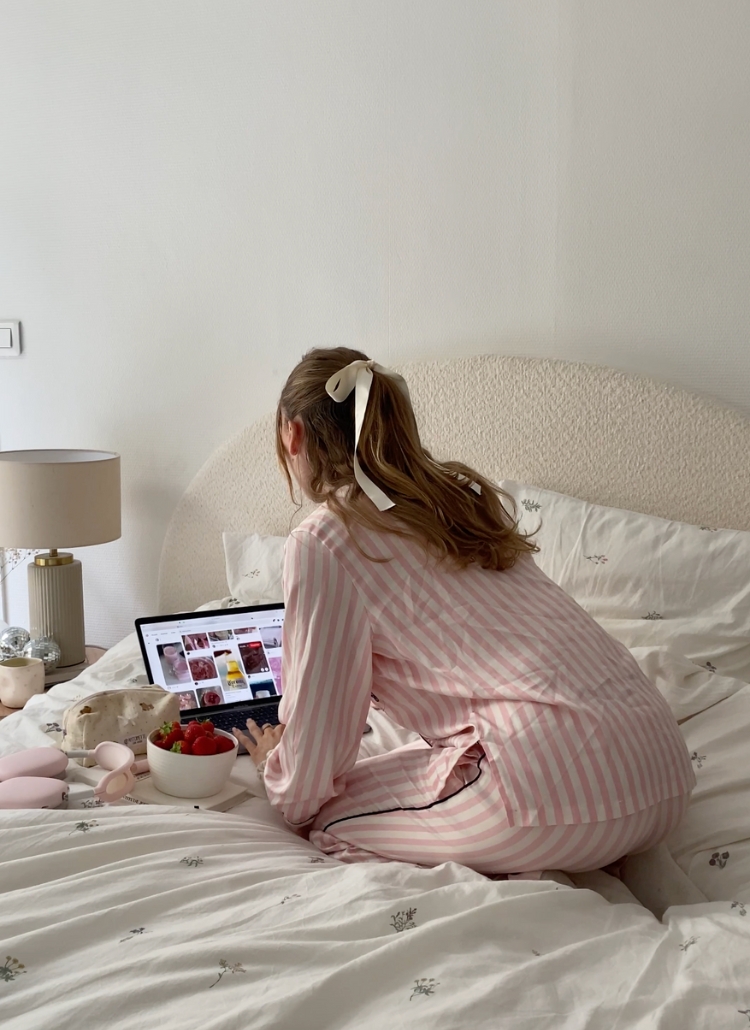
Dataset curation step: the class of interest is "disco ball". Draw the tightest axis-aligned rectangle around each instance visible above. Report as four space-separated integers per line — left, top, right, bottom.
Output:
0 626 31 659
23 636 62 673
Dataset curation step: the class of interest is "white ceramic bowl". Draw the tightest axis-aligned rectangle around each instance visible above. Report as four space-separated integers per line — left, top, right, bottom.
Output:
146 728 238 798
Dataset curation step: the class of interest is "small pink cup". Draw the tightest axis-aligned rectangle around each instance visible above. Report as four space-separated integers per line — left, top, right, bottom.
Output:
0 657 45 708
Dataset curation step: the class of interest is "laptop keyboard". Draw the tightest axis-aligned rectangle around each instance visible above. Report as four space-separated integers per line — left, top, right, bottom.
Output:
182 706 372 740
195 705 281 736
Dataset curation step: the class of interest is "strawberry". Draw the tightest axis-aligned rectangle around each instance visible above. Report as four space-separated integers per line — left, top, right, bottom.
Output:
155 721 181 743
214 735 235 754
191 735 218 756
163 726 184 748
199 720 215 735
184 721 209 744
170 740 192 755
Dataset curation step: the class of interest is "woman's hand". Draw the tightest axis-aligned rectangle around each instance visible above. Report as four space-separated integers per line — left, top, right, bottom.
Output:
232 718 285 767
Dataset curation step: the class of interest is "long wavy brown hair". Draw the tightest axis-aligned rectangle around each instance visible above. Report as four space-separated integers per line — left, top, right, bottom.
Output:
276 347 540 570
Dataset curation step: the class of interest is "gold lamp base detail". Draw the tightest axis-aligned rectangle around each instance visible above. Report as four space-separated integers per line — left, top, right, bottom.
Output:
34 549 74 567
28 557 86 668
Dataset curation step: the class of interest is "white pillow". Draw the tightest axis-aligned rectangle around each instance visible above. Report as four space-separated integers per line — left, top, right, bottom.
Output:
222 532 286 605
499 481 750 683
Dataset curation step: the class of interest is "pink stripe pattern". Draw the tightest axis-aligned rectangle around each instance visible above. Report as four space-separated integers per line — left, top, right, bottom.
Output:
311 762 691 874
264 506 695 865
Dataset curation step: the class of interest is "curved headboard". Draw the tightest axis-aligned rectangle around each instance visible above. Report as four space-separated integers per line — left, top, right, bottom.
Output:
158 353 750 612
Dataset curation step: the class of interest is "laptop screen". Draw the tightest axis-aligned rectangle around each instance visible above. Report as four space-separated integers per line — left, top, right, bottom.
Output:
136 605 285 716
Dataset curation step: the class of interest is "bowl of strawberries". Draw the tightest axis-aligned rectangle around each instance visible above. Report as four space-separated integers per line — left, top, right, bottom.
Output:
147 719 238 797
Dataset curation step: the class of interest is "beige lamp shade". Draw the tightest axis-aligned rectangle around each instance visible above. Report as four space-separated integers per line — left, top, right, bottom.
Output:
0 450 121 548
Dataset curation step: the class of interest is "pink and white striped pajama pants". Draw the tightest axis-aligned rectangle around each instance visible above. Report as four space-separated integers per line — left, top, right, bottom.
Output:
309 747 691 876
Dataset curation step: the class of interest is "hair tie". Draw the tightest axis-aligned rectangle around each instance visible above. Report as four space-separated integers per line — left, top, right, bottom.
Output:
324 359 410 510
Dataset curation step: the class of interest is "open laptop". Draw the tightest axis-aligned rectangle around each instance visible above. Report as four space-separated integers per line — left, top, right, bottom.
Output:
136 603 285 750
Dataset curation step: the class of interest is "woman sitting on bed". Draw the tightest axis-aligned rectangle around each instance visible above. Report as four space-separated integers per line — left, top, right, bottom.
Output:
232 347 695 875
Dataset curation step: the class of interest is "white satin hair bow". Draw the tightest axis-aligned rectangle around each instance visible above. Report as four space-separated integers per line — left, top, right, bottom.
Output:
325 359 410 510
325 359 481 511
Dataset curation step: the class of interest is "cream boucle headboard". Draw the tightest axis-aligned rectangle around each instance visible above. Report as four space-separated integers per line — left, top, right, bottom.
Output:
158 353 750 613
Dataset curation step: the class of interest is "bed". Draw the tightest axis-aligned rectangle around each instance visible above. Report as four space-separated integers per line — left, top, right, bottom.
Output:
2 353 750 1029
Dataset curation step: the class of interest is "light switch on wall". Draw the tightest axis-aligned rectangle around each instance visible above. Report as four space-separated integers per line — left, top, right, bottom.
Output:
0 322 21 357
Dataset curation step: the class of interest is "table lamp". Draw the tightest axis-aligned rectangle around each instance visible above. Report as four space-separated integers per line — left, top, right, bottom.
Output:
0 450 121 668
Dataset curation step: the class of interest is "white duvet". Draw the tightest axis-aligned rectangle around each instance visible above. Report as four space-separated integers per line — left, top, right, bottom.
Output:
2 605 750 1028
2 804 750 1030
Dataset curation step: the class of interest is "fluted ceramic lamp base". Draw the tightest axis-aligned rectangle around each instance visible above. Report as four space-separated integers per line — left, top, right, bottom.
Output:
28 558 86 668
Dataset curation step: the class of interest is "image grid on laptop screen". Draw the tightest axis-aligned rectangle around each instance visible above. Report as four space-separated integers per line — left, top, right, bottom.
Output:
138 607 284 716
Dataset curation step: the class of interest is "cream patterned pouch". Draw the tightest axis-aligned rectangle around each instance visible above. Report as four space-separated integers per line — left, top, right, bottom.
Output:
63 687 179 766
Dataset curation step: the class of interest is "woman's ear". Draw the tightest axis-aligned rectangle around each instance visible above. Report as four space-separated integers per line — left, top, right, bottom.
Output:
287 417 305 458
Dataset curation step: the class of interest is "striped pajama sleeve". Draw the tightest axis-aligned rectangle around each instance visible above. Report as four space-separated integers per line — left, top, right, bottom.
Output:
263 531 373 828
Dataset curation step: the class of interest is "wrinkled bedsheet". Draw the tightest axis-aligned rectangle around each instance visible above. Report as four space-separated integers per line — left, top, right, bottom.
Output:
2 803 750 1030
2 603 750 1028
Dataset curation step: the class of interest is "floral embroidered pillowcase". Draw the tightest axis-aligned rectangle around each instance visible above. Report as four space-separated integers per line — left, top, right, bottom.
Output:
222 532 286 606
499 481 750 685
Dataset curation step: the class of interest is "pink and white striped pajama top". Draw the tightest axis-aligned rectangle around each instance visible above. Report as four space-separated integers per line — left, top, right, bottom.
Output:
263 505 695 873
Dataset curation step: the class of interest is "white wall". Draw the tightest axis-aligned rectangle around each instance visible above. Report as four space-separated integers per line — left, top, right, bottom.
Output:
1 0 748 646
556 0 750 398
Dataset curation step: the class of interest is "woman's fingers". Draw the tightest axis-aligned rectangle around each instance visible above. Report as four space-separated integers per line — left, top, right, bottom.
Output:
233 717 283 763
247 717 280 740
245 717 261 738
232 726 257 753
